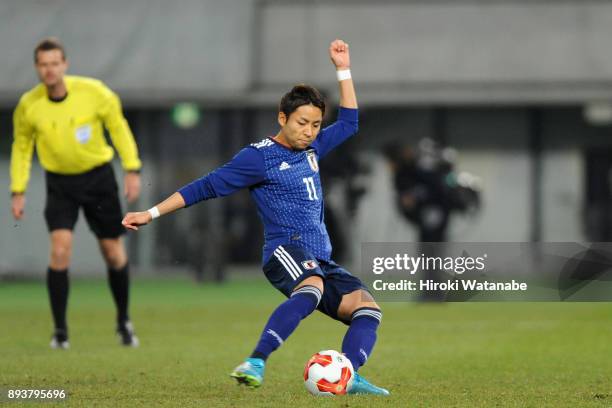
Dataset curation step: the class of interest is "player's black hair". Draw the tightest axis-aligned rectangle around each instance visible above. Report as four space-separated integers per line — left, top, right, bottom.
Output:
279 84 326 118
34 37 66 63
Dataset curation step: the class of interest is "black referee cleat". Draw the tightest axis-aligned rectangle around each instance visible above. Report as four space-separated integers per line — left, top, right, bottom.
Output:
50 329 70 350
117 321 139 347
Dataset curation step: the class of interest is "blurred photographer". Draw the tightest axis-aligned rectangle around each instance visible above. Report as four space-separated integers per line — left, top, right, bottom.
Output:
385 138 480 242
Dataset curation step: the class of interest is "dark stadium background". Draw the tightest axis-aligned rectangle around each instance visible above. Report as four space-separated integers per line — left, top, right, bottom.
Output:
3 2 612 280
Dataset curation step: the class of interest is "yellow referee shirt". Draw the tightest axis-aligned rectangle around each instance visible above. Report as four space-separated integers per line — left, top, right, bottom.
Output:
10 75 142 193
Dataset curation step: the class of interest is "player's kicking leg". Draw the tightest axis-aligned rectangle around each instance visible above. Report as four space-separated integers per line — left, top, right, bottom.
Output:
231 268 324 388
337 289 389 396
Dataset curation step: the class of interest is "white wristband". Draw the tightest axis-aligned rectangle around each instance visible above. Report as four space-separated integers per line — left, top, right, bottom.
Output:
336 69 351 81
147 206 160 220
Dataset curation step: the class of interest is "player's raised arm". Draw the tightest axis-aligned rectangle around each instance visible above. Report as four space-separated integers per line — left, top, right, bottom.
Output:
309 39 359 159
329 39 357 109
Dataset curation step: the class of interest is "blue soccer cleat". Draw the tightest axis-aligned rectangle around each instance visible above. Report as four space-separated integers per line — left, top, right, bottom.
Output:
230 358 265 388
348 372 390 396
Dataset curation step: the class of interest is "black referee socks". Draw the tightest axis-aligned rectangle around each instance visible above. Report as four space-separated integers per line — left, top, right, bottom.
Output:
46 267 69 331
47 265 130 332
107 264 130 325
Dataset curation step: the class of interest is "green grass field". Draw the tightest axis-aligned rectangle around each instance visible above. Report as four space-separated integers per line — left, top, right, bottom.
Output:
1 277 611 407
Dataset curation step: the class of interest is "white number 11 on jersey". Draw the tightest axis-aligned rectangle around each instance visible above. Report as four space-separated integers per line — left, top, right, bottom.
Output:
303 177 319 200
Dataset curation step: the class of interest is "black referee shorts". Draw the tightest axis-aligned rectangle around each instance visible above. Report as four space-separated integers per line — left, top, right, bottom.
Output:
44 163 125 239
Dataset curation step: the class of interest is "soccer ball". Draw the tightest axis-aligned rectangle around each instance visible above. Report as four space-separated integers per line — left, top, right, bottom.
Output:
303 350 354 396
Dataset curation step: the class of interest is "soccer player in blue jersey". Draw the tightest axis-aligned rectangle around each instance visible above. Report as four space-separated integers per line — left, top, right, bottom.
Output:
122 39 388 395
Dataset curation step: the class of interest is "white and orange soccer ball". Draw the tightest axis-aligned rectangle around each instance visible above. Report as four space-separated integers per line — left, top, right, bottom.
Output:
303 350 354 396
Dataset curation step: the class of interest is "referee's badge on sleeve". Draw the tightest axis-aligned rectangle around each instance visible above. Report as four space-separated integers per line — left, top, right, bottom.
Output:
306 150 319 172
75 124 92 144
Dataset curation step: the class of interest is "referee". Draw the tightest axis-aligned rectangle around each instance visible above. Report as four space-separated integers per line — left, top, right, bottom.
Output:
10 38 141 349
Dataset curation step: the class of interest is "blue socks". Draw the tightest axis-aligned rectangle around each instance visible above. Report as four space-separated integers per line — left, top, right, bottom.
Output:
342 307 382 371
251 285 322 360
250 287 382 371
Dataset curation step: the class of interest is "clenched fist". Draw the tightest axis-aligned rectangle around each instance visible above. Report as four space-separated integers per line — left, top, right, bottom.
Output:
329 39 350 70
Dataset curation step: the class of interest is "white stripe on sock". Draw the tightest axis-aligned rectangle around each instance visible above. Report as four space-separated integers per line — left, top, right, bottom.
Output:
266 329 284 346
292 286 322 304
353 309 382 322
354 310 382 319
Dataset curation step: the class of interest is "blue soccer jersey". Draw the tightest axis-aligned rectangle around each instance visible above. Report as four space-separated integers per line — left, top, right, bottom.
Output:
178 107 358 263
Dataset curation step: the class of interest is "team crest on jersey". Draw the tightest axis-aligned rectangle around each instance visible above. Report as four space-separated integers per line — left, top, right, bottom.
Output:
306 150 319 172
302 260 318 270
